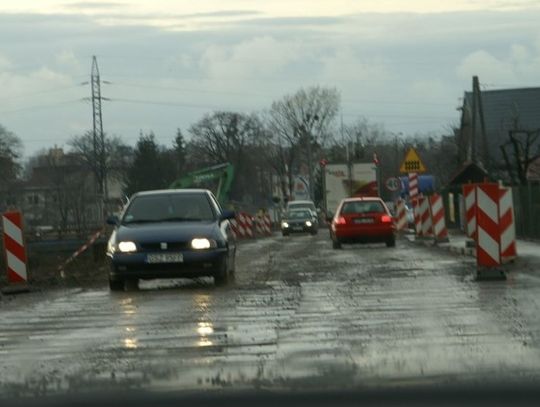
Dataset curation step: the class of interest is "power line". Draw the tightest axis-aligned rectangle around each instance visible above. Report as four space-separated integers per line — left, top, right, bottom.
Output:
108 80 452 107
108 97 253 112
0 99 85 114
0 84 83 102
108 81 268 98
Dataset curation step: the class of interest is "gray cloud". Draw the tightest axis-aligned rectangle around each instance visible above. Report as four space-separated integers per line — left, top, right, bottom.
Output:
1 8 539 157
62 1 126 10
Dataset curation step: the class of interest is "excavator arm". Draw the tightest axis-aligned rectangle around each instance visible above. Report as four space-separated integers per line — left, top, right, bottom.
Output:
169 163 234 205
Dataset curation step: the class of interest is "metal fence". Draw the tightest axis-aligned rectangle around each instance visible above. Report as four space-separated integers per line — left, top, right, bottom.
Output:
512 184 540 240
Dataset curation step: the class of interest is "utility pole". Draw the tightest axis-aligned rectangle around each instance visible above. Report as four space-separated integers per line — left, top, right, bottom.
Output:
470 76 489 169
303 113 319 201
91 56 107 221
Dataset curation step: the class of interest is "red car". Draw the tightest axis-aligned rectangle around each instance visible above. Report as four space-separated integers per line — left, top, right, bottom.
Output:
330 197 396 249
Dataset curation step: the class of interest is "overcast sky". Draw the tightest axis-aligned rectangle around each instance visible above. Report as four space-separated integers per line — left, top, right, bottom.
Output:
1 0 540 157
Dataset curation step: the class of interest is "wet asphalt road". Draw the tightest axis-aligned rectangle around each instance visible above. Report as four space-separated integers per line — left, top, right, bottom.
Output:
1 229 540 396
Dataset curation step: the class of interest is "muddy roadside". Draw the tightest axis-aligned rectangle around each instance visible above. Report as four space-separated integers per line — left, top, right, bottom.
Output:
0 239 109 292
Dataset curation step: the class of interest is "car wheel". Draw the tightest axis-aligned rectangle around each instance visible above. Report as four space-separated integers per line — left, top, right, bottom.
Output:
109 278 124 291
386 237 396 247
311 230 318 235
125 279 139 290
282 232 289 237
214 259 229 286
332 240 342 249
230 247 237 272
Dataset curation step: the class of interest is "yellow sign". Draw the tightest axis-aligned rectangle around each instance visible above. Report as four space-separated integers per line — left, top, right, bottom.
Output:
399 147 427 173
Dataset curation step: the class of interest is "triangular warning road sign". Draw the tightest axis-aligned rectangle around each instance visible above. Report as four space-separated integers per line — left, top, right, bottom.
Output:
399 147 427 173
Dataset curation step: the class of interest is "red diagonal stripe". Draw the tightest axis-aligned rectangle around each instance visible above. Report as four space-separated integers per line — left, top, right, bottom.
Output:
477 246 500 267
3 234 26 263
499 210 513 229
476 208 499 238
431 209 444 224
8 269 26 284
501 243 517 258
3 211 22 226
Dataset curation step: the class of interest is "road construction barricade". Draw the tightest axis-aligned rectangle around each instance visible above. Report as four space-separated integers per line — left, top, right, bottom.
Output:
254 213 273 236
417 196 433 238
463 184 477 240
429 193 449 243
461 182 517 277
230 212 254 239
2 211 30 292
395 199 407 232
476 183 502 268
499 186 517 263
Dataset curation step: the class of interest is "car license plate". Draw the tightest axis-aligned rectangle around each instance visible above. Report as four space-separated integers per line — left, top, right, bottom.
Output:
293 226 303 231
146 253 184 264
354 218 374 224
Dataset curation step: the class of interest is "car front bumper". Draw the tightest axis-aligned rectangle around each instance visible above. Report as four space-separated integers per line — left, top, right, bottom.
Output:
282 224 317 234
108 248 228 280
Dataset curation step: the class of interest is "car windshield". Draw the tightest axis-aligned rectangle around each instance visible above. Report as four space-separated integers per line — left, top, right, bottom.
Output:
287 210 312 219
341 201 386 215
122 193 215 223
289 203 314 211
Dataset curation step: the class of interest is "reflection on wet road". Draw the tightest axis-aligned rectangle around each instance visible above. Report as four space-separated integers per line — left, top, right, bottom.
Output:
1 229 540 395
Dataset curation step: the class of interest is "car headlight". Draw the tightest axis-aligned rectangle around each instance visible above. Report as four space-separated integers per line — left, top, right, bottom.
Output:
281 222 289 228
118 241 137 253
305 221 312 227
191 238 217 250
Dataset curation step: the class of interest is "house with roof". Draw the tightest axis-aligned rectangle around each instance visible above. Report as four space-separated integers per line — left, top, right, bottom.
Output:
457 85 540 182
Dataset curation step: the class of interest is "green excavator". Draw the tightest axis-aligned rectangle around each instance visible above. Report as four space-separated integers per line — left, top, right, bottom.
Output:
169 163 234 206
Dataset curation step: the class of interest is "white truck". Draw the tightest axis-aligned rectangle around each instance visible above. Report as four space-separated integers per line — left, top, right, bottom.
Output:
324 163 377 216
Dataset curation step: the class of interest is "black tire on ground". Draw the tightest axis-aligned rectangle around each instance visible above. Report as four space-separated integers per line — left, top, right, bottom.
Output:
386 237 396 247
332 240 342 249
214 259 229 287
282 232 289 237
109 278 124 291
125 279 139 290
311 230 318 235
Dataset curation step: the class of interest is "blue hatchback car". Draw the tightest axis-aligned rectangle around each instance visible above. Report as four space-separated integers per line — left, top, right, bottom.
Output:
106 189 236 290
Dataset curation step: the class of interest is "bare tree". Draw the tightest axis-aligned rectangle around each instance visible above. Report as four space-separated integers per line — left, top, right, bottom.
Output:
68 131 132 189
0 124 22 190
188 112 266 204
266 86 340 199
501 129 540 185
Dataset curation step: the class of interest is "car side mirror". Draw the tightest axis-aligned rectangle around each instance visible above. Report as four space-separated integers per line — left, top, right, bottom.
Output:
221 209 236 221
106 215 119 226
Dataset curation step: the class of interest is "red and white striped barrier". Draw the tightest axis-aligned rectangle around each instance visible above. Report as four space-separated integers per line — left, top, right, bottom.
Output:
463 184 476 239
412 198 422 236
409 173 421 236
429 193 449 242
395 199 407 232
499 186 517 263
230 212 254 239
418 196 433 237
409 172 419 200
255 214 273 236
58 228 105 276
2 211 28 285
476 183 501 267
